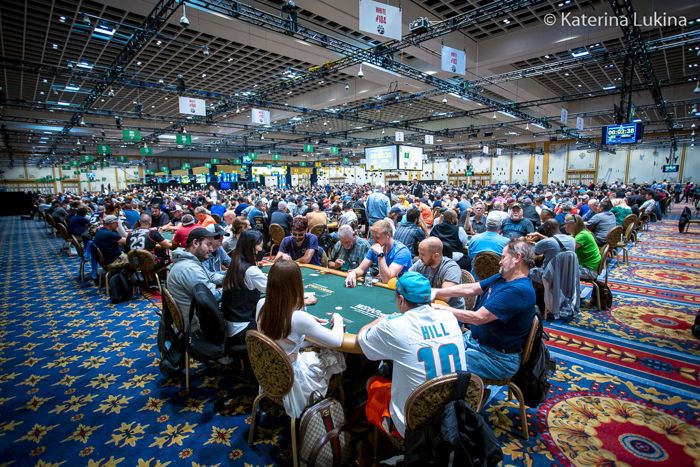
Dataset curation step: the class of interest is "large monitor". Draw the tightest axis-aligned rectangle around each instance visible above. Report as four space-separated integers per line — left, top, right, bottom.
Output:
364 145 398 171
398 145 423 171
601 122 643 145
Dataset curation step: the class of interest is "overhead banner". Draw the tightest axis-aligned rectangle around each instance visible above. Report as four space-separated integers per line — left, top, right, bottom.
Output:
395 131 404 142
576 116 585 131
560 108 568 125
178 96 206 116
359 0 402 41
424 134 434 145
441 45 466 75
252 108 271 125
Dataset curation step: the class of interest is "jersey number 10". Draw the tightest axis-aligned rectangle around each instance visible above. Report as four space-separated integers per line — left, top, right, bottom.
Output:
417 343 463 379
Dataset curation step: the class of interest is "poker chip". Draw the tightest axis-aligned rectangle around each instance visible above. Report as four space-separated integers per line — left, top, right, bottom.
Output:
335 306 342 310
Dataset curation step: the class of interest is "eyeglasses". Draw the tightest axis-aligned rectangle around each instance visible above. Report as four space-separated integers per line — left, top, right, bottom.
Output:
291 232 306 238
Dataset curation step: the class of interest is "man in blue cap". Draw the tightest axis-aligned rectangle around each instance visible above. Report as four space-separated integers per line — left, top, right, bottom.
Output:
358 271 465 438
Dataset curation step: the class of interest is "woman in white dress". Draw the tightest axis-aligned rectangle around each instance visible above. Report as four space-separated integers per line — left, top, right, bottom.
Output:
256 259 345 418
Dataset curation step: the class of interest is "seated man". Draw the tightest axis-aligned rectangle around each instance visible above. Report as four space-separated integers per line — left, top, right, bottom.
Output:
202 224 231 283
306 203 328 231
501 203 535 240
68 207 91 237
167 227 222 326
358 272 466 438
345 219 412 287
467 211 510 278
194 206 216 227
433 239 536 380
526 219 576 282
93 215 128 269
585 199 616 246
150 204 170 228
126 213 172 267
410 237 464 310
328 225 371 272
275 216 321 266
172 214 198 249
160 205 184 232
270 201 293 236
393 207 428 257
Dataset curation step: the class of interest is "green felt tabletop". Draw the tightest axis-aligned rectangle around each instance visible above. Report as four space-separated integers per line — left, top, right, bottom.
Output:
161 231 174 241
264 265 399 334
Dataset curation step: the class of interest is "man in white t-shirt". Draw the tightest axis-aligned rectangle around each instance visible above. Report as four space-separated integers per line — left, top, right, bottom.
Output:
358 272 466 438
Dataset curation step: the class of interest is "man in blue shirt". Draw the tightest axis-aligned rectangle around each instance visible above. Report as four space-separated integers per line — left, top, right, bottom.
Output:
501 204 534 240
275 216 321 266
366 184 390 226
345 219 412 287
247 200 267 223
433 238 536 380
467 211 509 279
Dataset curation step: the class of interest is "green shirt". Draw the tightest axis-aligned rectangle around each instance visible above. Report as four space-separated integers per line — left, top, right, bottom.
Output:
575 230 601 272
611 206 632 225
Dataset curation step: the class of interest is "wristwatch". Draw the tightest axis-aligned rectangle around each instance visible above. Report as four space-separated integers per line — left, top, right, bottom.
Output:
377 252 385 258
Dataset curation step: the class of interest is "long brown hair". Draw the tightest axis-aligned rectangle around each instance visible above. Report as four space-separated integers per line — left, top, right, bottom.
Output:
258 259 304 340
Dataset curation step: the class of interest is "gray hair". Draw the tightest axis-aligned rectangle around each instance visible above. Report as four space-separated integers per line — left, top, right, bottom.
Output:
337 225 355 239
278 201 287 210
506 239 536 269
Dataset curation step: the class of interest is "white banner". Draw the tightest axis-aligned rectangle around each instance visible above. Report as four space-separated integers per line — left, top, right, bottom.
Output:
395 131 404 142
496 147 502 156
441 45 466 75
251 108 271 125
359 0 402 41
178 96 206 116
424 134 434 145
560 108 568 125
576 116 585 131
482 145 489 155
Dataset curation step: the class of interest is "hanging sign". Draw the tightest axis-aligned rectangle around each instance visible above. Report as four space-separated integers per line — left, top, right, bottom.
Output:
441 45 466 75
211 158 220 164
176 134 192 145
576 116 585 131
482 145 489 155
272 154 281 161
560 108 568 125
116 156 128 163
424 135 434 145
395 131 405 142
303 144 314 153
329 146 340 155
496 148 502 156
122 129 142 142
178 96 206 116
251 108 271 125
140 147 153 156
359 0 402 41
95 145 110 155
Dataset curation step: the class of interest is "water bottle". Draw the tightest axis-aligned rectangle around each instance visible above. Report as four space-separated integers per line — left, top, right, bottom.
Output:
364 272 374 287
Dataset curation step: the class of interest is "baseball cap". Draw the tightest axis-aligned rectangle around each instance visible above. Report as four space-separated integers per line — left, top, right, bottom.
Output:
187 227 220 243
172 205 183 212
389 205 405 215
206 224 230 237
510 203 522 210
181 214 195 226
486 211 502 229
396 272 431 304
564 214 576 224
103 215 119 224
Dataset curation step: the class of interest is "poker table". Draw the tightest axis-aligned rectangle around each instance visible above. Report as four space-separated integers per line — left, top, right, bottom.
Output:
161 231 174 241
261 264 399 353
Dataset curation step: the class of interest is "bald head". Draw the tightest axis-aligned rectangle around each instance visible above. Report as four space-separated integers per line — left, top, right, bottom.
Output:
421 237 443 255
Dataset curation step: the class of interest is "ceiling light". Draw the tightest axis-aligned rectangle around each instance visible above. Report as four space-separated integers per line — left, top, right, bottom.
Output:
202 44 210 57
442 96 447 103
180 4 190 27
156 40 162 46
52 44 59 50
525 123 530 130
602 84 616 90
94 24 115 36
571 49 590 58
136 61 142 66
76 61 93 69
344 82 350 91
357 63 364 78
57 101 71 106
201 73 207 78
492 112 497 119
503 19 510 24
64 85 80 92
694 81 700 94
544 55 550 59
58 16 66 22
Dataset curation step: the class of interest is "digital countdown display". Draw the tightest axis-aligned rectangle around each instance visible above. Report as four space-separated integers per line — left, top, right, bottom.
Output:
601 122 643 145
662 164 679 173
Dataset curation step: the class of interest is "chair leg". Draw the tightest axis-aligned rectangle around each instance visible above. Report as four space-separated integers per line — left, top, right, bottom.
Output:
79 261 85 282
105 272 111 297
248 393 264 444
185 351 190 393
594 283 601 310
509 384 529 439
291 416 299 467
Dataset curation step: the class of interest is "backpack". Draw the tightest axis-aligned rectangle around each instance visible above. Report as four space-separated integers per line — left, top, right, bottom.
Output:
299 394 350 467
510 320 556 407
108 270 134 304
186 283 227 362
317 232 337 255
157 296 186 378
679 207 692 233
593 281 613 310
404 372 503 467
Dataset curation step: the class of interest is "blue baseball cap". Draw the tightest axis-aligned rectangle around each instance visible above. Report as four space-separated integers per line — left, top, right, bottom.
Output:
396 272 432 304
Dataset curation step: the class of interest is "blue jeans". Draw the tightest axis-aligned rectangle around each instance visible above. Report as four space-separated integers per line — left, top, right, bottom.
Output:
463 330 521 380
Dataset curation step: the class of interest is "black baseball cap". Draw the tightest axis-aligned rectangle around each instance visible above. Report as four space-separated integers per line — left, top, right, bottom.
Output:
187 227 221 243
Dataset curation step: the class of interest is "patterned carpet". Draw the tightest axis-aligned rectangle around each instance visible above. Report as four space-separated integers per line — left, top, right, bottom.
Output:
1 204 699 466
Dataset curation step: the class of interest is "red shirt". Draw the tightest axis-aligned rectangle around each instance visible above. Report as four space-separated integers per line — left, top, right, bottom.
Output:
173 224 198 248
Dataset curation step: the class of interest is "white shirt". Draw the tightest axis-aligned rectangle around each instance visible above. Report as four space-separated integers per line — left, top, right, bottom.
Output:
358 305 466 436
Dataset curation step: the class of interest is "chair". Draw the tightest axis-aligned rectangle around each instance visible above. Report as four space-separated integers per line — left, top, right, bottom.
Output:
605 226 623 260
90 244 126 296
162 288 190 391
581 244 610 309
461 270 477 310
481 315 541 439
621 214 637 233
71 235 87 282
127 249 166 295
405 373 485 430
353 208 368 237
45 213 57 237
617 223 636 264
252 216 270 245
309 223 326 238
268 223 286 258
319 249 329 267
245 330 299 466
473 252 501 281
55 221 73 254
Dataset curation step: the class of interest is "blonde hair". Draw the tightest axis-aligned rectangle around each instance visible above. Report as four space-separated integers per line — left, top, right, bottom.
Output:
371 219 394 237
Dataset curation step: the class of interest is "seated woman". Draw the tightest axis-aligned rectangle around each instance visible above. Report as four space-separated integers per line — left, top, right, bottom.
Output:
256 259 345 418
221 230 267 348
564 214 601 281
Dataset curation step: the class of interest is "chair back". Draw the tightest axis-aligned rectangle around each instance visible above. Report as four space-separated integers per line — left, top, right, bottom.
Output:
56 222 71 241
71 235 85 256
597 245 609 276
90 243 108 268
310 223 326 238
605 226 623 251
623 222 635 242
622 214 637 232
162 288 185 333
432 207 442 219
460 270 477 310
252 215 267 231
353 207 367 223
320 249 329 267
405 373 484 431
269 224 286 246
473 252 501 280
127 249 158 273
245 330 294 398
46 214 56 228
521 315 540 365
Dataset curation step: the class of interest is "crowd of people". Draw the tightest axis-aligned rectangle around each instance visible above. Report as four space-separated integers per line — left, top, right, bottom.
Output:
32 176 690 440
